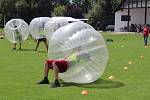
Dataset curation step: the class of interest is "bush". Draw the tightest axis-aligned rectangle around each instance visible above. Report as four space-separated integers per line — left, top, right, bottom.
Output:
0 14 4 28
87 0 115 30
54 5 65 16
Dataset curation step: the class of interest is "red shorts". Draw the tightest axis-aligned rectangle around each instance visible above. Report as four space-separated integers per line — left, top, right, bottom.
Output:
46 59 68 73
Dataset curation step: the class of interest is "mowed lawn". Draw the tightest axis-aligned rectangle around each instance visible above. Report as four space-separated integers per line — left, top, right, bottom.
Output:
0 32 150 100
0 28 3 32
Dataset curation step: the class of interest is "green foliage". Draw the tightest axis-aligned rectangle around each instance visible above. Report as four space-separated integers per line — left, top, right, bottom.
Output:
51 0 70 6
0 0 16 17
82 0 92 13
87 2 103 27
15 0 29 10
72 0 82 5
0 0 122 27
65 4 83 18
0 14 3 27
72 0 92 13
87 0 115 30
54 5 65 16
0 0 53 25
37 0 52 17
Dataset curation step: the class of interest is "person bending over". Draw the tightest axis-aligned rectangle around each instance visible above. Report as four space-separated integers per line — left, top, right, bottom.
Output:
37 50 90 88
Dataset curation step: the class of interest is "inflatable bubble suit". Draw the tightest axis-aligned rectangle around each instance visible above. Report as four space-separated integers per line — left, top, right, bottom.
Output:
4 19 29 43
44 19 69 40
29 17 51 39
48 21 109 83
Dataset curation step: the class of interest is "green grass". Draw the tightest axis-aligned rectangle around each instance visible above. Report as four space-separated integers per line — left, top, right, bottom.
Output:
0 33 150 100
0 28 4 33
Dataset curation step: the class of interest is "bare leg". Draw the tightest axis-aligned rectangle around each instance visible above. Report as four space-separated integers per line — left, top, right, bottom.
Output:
19 43 22 50
13 43 16 49
44 39 48 51
44 62 50 77
37 62 50 84
52 61 59 80
51 61 60 87
35 40 40 51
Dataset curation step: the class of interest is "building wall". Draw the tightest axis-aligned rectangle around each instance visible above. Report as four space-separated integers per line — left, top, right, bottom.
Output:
146 8 150 23
115 8 150 31
115 10 128 31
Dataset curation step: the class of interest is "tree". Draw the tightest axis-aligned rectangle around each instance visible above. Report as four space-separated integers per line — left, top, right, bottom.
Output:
87 0 116 30
72 0 92 13
65 4 83 18
82 0 92 13
15 0 39 23
0 0 122 27
0 0 53 26
0 14 3 27
37 0 52 17
51 0 70 6
0 0 16 27
72 0 82 6
53 5 65 16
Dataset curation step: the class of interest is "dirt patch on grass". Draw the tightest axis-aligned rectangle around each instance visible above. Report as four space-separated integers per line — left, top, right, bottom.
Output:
0 32 4 36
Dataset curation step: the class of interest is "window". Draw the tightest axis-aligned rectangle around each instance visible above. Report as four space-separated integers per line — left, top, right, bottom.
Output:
121 15 131 21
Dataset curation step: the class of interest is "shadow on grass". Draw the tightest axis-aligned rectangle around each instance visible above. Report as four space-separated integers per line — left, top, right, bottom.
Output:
11 48 34 51
61 79 124 89
12 48 47 53
20 48 34 51
37 50 47 53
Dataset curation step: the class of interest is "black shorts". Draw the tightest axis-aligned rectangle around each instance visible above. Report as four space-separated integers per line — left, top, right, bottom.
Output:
38 38 46 42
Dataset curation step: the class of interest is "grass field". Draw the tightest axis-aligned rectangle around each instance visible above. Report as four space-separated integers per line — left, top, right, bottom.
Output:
0 32 150 100
0 28 4 33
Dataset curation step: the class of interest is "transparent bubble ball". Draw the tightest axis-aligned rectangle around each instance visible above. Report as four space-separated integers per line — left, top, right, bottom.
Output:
48 22 109 83
44 19 69 40
29 17 51 39
4 19 29 43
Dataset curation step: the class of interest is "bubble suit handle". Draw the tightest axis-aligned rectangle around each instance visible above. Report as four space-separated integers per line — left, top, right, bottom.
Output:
48 22 109 83
4 19 29 43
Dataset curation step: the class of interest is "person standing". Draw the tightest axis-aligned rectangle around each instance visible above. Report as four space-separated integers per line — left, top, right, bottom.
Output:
143 25 149 47
13 26 22 50
34 24 48 51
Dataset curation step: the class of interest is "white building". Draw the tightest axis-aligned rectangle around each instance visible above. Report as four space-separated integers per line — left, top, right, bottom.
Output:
115 0 150 32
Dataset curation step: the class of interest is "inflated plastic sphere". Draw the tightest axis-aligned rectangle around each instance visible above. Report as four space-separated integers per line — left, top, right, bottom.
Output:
29 17 51 39
48 22 109 83
44 19 69 40
4 19 29 43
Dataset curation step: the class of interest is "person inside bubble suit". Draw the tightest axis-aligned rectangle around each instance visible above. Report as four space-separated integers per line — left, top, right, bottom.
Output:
34 22 48 51
38 46 90 88
13 25 22 50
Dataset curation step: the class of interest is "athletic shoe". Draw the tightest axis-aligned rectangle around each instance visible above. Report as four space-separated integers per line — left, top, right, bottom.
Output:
37 79 49 84
51 81 60 88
